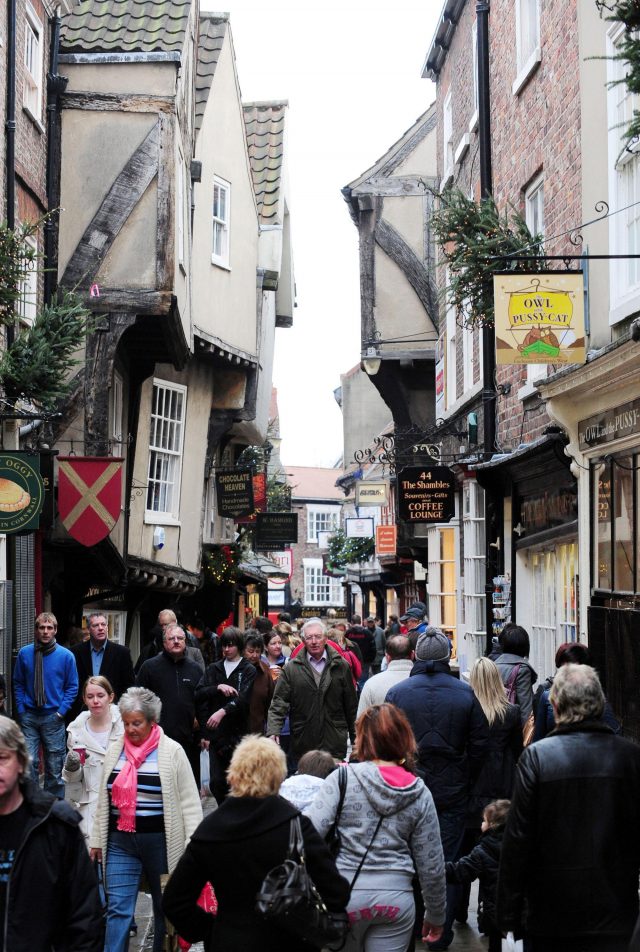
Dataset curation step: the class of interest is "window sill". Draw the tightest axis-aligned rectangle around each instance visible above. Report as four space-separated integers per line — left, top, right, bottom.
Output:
609 289 640 326
211 257 231 271
22 105 45 134
517 378 544 401
512 47 541 97
440 380 483 420
468 110 478 134
144 513 181 527
454 134 471 165
441 167 454 189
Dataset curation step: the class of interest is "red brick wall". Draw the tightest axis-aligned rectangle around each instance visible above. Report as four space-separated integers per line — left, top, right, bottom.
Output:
433 0 580 448
14 0 50 218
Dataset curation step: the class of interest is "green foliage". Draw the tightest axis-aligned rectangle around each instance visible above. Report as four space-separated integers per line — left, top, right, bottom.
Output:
266 476 291 512
0 291 93 410
0 221 40 326
429 187 544 328
603 2 640 153
327 529 375 571
203 544 241 584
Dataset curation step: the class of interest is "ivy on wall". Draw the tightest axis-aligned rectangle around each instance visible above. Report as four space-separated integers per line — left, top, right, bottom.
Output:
0 220 92 411
327 529 375 571
600 1 640 153
428 188 544 329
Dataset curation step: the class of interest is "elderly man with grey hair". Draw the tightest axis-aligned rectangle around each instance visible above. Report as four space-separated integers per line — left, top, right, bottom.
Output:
267 617 357 769
497 664 640 952
0 715 103 949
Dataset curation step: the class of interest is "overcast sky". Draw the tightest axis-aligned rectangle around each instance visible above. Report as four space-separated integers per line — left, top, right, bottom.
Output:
201 0 439 468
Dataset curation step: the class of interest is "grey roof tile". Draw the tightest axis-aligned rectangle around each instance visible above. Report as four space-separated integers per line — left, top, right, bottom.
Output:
195 14 228 133
60 0 192 55
243 102 287 223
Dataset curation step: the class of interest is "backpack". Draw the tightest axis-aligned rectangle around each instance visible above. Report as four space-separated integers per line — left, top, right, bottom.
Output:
504 663 522 704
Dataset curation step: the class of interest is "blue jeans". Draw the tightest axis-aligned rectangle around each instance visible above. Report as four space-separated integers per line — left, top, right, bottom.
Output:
20 709 66 798
105 830 168 952
435 807 467 948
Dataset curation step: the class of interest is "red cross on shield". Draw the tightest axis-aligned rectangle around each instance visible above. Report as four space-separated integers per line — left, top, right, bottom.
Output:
57 457 124 546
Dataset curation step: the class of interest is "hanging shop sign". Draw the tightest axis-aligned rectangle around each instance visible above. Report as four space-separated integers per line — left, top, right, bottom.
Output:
267 549 293 588
255 512 298 549
398 466 456 523
493 272 585 366
58 457 124 546
519 486 577 536
376 524 397 555
236 472 267 524
355 480 389 507
578 398 640 451
215 469 254 519
345 517 374 538
0 453 46 534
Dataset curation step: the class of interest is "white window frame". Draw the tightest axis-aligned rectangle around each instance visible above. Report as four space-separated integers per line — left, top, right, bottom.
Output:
303 557 344 606
177 154 185 269
442 90 453 185
110 370 124 455
524 174 547 389
145 379 187 524
513 0 541 95
18 234 37 327
608 22 640 324
203 471 235 544
306 504 340 543
212 176 230 268
23 2 43 121
469 20 479 132
445 286 457 409
462 300 474 393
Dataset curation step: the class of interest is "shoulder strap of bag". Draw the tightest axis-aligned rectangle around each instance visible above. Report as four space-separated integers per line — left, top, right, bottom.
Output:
334 765 348 824
349 813 383 893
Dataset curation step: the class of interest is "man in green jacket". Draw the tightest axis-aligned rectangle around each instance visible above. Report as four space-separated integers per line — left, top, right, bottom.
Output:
267 618 357 767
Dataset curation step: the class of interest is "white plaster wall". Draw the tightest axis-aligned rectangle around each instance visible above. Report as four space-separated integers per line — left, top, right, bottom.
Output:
192 35 259 356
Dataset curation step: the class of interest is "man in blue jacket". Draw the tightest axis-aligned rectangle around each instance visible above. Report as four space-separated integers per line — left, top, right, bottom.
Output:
13 612 78 798
387 627 489 950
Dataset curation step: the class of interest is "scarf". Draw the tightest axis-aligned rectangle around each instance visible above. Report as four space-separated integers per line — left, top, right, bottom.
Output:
34 639 57 707
111 722 162 832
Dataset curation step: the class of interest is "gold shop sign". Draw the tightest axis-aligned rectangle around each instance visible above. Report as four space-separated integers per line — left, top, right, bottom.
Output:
355 481 389 507
494 272 585 366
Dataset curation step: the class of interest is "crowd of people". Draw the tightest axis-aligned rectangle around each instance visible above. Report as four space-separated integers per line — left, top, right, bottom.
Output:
1 604 639 952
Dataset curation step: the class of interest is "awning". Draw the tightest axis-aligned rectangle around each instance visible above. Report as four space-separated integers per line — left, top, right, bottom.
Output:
238 554 290 583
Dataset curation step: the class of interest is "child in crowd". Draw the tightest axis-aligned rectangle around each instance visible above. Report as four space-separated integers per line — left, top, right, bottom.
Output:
446 798 511 952
279 749 336 811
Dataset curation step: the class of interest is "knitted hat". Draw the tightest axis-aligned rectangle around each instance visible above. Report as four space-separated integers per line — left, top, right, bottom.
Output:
400 601 427 623
415 627 451 662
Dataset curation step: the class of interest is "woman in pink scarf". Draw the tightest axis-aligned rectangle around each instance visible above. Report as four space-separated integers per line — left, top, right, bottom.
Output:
90 687 202 952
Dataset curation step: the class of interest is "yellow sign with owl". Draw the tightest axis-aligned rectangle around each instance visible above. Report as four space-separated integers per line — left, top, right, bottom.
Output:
493 272 585 365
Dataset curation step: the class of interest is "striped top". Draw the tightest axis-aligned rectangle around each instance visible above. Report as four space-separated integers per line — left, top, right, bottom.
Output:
108 750 164 833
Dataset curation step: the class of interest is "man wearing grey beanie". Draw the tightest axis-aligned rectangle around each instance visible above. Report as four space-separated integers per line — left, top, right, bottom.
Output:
386 626 489 950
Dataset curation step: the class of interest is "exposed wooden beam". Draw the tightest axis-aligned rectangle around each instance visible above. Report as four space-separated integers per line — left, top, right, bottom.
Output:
60 121 160 289
62 91 174 114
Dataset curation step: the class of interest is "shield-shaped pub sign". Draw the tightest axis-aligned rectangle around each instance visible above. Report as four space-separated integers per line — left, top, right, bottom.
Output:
57 457 124 546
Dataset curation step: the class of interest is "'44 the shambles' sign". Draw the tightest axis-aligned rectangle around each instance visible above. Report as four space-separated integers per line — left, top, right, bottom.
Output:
398 466 456 523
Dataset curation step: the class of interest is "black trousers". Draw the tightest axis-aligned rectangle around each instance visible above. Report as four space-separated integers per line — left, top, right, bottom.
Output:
531 937 629 952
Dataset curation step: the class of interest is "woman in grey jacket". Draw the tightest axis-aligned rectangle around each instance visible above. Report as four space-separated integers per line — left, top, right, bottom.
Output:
305 703 446 952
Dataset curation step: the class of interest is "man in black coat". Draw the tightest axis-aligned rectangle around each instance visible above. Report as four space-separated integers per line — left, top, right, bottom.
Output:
387 627 489 950
497 663 640 952
0 715 103 950
69 611 135 720
137 623 204 785
346 614 376 690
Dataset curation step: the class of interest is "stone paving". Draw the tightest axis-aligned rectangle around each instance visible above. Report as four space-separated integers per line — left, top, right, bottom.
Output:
130 875 486 951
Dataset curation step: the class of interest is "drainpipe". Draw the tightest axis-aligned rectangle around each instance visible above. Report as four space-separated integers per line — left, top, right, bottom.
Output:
5 0 16 240
44 8 67 304
476 0 501 653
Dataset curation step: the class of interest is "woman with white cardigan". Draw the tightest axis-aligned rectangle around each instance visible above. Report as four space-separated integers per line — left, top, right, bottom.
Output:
63 675 124 844
90 686 202 952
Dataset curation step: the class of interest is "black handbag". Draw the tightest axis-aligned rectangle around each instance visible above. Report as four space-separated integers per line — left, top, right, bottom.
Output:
325 765 348 858
256 816 349 950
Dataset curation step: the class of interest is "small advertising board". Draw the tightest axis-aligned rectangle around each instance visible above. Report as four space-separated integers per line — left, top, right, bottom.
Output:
397 466 456 524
